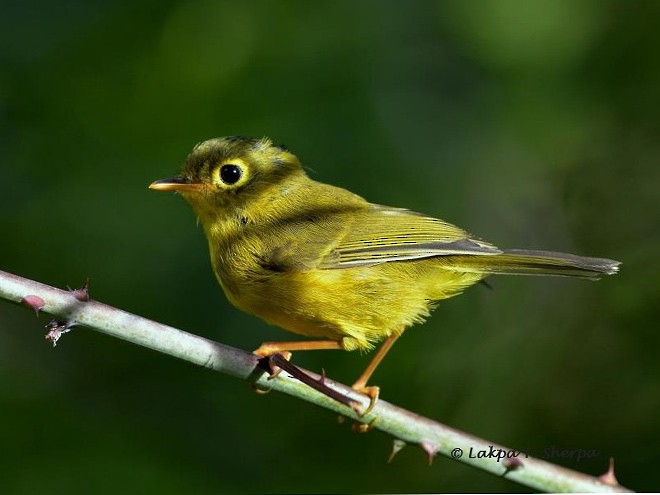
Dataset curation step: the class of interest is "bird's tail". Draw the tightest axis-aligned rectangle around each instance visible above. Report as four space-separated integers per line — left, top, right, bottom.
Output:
450 249 621 279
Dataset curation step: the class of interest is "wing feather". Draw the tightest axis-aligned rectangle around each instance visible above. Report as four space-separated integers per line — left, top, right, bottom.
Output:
317 205 501 269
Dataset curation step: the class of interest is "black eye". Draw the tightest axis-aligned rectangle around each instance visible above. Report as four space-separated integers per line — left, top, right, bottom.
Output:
219 164 242 185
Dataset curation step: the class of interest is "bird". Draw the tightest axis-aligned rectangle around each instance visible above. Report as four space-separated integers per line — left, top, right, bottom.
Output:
150 135 620 411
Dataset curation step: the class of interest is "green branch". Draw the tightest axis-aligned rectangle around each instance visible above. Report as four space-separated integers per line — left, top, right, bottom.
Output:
0 269 630 493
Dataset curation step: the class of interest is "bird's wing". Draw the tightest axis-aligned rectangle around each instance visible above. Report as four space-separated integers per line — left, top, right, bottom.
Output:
260 205 502 272
315 204 501 269
257 204 501 273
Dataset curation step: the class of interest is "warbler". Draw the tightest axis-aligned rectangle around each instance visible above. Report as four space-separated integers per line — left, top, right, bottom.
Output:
150 136 620 408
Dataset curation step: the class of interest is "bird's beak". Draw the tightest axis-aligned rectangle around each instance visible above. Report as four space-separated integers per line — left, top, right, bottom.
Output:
149 176 204 192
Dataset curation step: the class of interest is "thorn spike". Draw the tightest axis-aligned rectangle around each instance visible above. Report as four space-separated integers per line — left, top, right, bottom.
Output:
21 295 45 317
504 457 523 471
598 457 619 486
388 439 407 463
69 277 90 302
420 441 439 465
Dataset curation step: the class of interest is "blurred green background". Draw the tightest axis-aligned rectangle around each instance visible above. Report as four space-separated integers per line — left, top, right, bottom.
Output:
1 0 658 492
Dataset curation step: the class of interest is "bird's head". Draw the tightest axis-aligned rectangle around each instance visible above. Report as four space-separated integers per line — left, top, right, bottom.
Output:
150 136 304 221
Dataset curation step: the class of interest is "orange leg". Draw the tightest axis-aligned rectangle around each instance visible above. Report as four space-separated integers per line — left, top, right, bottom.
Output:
254 335 400 416
254 340 343 356
254 340 343 381
351 333 400 415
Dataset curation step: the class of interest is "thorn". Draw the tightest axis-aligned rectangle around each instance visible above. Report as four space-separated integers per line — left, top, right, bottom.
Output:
388 439 407 463
503 457 523 473
420 441 439 465
267 353 356 409
598 457 619 486
67 277 90 302
21 295 45 317
44 319 75 347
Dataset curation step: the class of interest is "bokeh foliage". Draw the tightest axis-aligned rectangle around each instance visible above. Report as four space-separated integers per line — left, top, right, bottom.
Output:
1 0 658 492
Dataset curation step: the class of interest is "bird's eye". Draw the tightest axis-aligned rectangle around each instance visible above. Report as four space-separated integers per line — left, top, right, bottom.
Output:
219 164 242 185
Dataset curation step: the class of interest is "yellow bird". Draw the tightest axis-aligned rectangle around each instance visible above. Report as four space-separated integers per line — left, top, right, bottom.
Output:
150 136 620 408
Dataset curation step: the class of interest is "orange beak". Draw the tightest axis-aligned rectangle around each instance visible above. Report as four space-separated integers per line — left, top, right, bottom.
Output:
149 176 204 192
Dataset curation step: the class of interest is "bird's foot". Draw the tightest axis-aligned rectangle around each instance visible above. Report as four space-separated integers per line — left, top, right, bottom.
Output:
351 384 380 417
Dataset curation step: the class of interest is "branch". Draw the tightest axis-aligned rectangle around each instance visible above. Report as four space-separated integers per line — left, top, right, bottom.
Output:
0 269 630 493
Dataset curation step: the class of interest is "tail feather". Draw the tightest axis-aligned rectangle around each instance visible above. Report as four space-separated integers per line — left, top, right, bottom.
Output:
451 249 621 279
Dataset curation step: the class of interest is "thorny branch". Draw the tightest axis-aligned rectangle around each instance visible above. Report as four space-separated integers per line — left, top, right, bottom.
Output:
0 269 631 493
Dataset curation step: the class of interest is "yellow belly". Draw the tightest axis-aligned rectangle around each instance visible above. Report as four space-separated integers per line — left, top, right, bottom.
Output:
218 258 485 351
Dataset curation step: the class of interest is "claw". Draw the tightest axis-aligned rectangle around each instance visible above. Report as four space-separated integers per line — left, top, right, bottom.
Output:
351 385 380 416
352 417 378 433
251 384 272 395
266 351 292 380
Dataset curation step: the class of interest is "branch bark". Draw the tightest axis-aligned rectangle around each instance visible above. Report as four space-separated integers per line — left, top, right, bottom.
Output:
0 269 631 493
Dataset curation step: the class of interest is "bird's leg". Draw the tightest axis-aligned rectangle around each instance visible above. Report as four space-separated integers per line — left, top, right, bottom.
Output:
253 340 359 409
351 333 400 415
254 336 400 416
254 340 344 356
253 340 342 383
